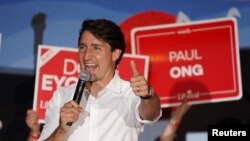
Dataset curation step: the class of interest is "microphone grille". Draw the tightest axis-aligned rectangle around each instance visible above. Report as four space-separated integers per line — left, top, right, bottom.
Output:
79 70 90 81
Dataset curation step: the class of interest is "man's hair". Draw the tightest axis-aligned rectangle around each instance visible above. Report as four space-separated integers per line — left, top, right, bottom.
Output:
78 19 126 67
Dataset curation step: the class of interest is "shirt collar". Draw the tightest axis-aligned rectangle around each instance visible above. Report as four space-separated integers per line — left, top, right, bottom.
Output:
104 71 122 94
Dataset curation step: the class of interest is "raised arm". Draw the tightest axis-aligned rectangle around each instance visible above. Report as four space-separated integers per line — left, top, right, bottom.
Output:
26 109 41 141
160 98 191 141
130 60 161 120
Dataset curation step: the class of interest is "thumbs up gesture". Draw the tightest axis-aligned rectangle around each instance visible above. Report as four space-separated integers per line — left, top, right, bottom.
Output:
130 60 150 98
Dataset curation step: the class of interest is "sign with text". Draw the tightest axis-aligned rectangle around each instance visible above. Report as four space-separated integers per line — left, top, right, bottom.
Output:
131 17 242 107
34 45 149 123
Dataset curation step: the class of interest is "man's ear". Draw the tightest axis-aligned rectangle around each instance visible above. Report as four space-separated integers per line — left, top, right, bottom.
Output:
112 49 121 61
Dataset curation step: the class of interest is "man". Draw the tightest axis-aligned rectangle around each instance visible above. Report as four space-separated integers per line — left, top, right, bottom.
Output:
38 19 161 141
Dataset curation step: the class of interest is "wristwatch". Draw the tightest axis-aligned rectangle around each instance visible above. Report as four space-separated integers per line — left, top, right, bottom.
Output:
140 85 155 99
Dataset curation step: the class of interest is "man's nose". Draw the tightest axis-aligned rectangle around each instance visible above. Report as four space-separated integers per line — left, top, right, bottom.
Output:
84 47 93 60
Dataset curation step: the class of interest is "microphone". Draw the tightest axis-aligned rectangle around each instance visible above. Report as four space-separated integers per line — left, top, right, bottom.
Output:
67 70 90 126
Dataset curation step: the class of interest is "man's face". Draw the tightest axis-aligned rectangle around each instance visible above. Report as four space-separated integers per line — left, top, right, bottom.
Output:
78 30 121 83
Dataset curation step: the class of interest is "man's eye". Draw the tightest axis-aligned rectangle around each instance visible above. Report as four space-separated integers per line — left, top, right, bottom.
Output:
93 46 101 50
79 45 85 50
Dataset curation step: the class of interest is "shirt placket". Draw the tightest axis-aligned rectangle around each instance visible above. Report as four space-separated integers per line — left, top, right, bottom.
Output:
89 98 98 141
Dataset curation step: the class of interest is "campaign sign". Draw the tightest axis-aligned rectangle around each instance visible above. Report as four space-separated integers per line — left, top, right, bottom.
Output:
131 17 242 107
34 45 149 123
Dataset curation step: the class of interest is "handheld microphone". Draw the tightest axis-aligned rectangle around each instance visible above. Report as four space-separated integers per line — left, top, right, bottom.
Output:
67 70 90 126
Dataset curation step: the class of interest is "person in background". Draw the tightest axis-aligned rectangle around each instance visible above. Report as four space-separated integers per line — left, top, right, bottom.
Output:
38 19 162 141
26 109 41 141
159 98 191 141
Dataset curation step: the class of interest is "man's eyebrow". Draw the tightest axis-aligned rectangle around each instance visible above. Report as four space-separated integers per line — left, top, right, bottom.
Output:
78 42 85 46
78 42 104 47
91 42 103 47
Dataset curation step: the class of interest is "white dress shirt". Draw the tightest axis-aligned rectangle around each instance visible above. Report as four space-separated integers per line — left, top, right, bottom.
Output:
38 73 161 141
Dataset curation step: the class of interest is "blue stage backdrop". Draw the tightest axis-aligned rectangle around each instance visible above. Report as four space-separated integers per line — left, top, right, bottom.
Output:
0 0 250 75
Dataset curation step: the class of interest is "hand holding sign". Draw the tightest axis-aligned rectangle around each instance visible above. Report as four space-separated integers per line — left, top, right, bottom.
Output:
130 60 150 98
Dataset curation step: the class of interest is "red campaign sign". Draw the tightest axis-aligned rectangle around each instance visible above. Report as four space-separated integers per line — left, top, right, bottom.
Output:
33 45 149 123
131 17 242 107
